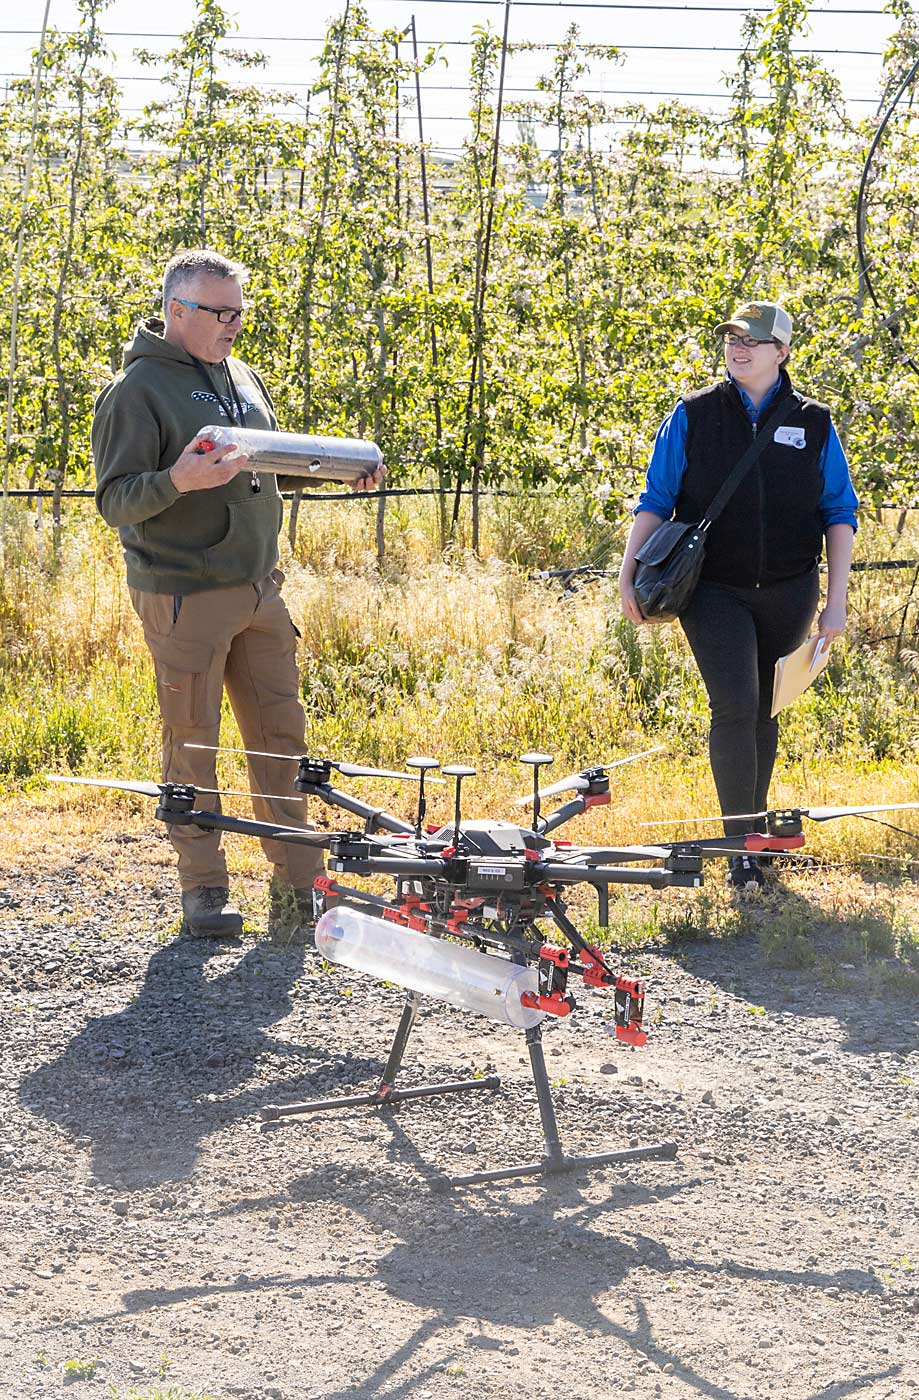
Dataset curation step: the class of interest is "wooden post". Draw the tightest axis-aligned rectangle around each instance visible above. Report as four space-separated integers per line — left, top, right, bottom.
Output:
1 0 52 564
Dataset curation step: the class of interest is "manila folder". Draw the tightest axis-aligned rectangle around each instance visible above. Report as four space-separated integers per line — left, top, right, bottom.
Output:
771 635 830 718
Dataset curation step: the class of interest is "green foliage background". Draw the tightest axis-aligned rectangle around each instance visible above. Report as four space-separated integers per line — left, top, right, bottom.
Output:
3 0 919 529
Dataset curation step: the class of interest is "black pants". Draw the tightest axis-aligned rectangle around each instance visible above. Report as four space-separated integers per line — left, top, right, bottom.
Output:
679 569 820 836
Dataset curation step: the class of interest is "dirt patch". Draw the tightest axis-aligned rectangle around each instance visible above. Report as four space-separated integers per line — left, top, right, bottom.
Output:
1 827 918 1400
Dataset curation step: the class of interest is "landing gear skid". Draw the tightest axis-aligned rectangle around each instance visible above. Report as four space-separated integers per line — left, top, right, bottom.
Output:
260 991 500 1126
260 994 678 1190
439 1024 676 1190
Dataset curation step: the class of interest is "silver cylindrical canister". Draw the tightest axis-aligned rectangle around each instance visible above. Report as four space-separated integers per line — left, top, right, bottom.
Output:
195 425 383 484
314 905 545 1029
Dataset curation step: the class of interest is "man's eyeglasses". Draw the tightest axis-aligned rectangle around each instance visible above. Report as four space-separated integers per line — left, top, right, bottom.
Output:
174 298 247 325
723 333 778 349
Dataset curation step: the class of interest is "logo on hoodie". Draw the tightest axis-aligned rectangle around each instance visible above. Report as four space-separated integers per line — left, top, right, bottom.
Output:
191 390 258 418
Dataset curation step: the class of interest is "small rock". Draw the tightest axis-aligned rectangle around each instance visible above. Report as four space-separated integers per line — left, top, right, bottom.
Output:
701 1090 715 1106
112 1199 130 1217
268 1214 281 1230
599 1063 619 1075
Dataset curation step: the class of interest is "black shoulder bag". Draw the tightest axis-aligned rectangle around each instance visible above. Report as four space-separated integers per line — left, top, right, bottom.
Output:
632 398 796 622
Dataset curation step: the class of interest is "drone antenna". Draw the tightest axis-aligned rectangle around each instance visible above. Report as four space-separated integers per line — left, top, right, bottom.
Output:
407 756 441 834
520 752 554 832
443 764 476 844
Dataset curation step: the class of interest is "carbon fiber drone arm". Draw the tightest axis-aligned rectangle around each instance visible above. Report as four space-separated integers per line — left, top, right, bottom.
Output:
294 776 415 836
537 859 699 889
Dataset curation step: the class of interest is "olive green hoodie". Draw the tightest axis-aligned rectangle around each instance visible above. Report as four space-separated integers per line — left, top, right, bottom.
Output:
92 319 284 594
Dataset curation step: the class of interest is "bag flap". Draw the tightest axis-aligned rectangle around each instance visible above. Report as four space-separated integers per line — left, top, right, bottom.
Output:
633 519 699 568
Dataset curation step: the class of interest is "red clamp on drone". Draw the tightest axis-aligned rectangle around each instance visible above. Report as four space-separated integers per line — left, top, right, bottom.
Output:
446 897 483 936
614 975 647 1046
194 437 216 454
520 943 577 1018
382 894 431 932
580 944 614 989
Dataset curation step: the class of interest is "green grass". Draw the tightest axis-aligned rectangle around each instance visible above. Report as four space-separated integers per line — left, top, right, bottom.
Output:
109 1391 213 1400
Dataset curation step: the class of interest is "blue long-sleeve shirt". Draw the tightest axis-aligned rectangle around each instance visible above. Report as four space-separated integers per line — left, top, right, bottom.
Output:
636 376 859 530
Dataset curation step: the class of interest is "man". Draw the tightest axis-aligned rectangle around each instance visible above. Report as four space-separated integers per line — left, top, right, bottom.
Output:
92 249 382 938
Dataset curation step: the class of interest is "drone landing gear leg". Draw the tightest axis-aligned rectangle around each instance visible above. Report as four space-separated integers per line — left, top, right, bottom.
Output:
259 991 501 1127
442 1022 677 1189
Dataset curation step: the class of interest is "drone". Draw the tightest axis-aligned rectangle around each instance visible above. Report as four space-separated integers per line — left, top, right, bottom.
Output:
47 749 919 1189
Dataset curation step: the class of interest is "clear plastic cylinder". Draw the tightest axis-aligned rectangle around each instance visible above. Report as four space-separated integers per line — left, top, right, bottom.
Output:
314 905 545 1030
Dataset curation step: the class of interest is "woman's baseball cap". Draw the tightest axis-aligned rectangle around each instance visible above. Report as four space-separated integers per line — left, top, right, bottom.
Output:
714 301 793 345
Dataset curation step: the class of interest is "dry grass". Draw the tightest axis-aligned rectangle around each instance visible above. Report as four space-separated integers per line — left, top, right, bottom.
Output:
4 494 919 878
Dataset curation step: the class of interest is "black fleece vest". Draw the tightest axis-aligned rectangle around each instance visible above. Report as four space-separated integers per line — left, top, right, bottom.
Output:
675 372 829 587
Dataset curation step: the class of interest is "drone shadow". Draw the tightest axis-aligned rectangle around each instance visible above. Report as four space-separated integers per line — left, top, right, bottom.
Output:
18 936 383 1188
91 1108 893 1400
297 1137 893 1400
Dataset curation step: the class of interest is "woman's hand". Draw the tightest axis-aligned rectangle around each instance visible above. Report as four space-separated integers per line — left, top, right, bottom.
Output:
618 575 646 625
816 601 847 644
618 510 666 626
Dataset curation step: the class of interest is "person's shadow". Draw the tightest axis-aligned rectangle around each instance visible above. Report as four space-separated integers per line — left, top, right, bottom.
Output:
18 936 382 1188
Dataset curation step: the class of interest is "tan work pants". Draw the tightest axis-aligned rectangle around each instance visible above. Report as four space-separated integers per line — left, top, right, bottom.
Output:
129 570 323 893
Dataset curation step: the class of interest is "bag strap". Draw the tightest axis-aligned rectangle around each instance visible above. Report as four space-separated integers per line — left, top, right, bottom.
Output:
700 394 798 529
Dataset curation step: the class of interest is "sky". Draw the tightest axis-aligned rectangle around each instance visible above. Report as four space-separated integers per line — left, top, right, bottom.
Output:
2 0 904 156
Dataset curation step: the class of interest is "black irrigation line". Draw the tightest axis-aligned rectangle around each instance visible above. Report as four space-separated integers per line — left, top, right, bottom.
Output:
2 486 518 501
537 559 919 580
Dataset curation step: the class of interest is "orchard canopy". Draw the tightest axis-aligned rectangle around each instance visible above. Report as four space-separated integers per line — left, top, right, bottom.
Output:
3 0 919 533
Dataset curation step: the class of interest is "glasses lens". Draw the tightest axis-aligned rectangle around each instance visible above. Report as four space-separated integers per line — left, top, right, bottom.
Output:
724 334 769 348
216 308 245 325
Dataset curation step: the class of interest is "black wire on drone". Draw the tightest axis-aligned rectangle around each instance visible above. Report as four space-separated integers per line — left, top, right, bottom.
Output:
855 51 919 377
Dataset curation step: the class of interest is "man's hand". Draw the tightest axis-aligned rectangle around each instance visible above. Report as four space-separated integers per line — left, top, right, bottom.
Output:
169 437 249 494
350 460 386 493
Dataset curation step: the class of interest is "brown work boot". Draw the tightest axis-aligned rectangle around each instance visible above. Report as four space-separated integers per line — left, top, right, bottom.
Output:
181 886 244 939
268 878 318 946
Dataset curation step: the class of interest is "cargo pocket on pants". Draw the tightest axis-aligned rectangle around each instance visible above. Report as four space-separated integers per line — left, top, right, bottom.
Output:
144 631 216 729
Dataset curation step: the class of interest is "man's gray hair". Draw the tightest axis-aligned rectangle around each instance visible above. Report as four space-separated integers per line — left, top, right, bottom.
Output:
162 249 248 312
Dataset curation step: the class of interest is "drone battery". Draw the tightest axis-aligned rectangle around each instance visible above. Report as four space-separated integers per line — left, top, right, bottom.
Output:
195 424 382 485
314 905 545 1029
465 858 528 893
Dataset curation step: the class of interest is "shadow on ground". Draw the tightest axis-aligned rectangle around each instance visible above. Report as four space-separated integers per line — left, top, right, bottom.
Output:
18 934 382 1187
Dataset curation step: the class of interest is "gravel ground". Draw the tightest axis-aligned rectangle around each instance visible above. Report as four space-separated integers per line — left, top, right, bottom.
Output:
1 823 918 1400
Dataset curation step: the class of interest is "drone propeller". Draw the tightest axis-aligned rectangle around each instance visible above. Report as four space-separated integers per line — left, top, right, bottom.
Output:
183 743 443 783
47 775 304 802
641 799 919 828
514 746 666 805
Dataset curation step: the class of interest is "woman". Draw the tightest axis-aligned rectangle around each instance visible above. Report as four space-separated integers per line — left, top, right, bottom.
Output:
618 300 858 891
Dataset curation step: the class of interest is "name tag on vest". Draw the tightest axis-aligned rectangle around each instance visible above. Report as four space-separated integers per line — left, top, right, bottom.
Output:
774 425 806 449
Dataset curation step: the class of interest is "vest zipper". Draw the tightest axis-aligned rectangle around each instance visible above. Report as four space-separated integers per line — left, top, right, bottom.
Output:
753 420 764 587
